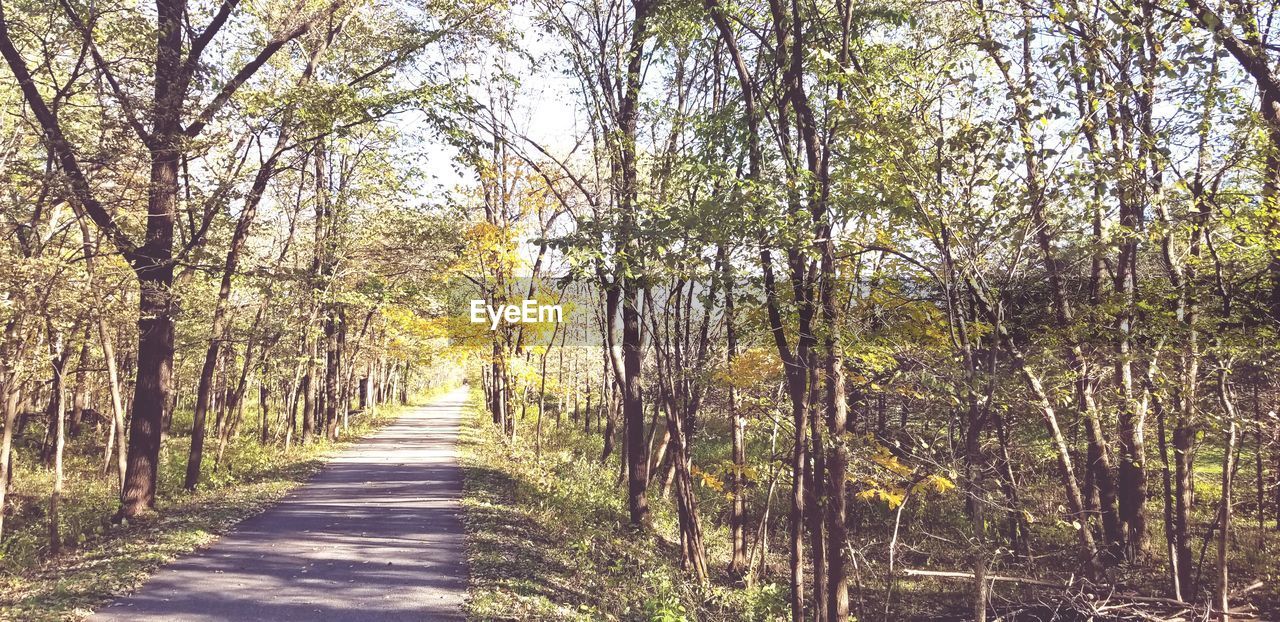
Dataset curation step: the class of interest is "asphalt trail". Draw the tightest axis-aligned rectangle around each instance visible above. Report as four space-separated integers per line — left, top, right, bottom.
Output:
91 387 471 621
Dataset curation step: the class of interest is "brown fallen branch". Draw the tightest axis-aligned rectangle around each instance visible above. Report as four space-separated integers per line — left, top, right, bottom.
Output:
900 567 1073 589
904 568 1264 621
1121 593 1260 616
1232 580 1265 599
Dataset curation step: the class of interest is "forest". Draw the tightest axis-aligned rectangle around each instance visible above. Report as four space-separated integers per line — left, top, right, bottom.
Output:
1 0 1279 619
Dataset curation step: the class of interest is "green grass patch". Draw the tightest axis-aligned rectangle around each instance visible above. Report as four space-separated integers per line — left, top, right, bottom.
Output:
459 389 788 621
457 389 1280 621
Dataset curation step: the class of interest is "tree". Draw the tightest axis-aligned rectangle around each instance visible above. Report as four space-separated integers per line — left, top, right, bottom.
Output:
0 0 341 519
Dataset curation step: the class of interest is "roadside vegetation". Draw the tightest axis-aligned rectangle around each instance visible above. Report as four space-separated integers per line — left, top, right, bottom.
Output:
461 385 1280 621
461 388 787 621
0 0 478 618
5 0 1280 618
0 403 405 621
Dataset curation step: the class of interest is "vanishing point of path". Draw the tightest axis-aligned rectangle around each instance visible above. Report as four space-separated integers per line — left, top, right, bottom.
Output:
92 387 472 621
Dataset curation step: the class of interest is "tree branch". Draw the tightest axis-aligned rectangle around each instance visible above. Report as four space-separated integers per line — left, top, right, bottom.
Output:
186 0 239 68
0 0 136 255
56 0 154 147
1186 0 1280 97
184 1 344 138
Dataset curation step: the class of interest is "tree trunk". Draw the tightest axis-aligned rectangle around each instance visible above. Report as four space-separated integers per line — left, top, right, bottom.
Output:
0 317 27 542
614 0 653 530
46 326 66 553
337 307 348 433
968 421 988 622
992 411 1030 558
664 388 708 582
789 388 808 620
114 0 185 521
621 281 649 527
807 391 827 622
117 260 176 520
601 294 620 463
259 379 270 445
41 344 72 466
1111 213 1149 549
305 326 319 441
1173 416 1195 596
821 249 849 621
70 333 90 437
1172 276 1200 597
490 341 506 428
0 379 19 541
99 317 128 488
724 261 748 581
602 381 617 462
1215 367 1238 621
1146 356 1183 599
324 311 339 440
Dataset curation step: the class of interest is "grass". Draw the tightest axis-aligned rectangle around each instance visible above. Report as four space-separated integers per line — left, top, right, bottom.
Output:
0 399 412 622
13 382 1267 620
459 388 1280 621
459 388 788 621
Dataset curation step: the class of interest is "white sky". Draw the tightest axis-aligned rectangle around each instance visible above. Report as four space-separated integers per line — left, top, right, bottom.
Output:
404 5 584 197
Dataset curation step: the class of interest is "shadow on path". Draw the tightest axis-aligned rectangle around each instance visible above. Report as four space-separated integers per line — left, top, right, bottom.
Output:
91 388 471 622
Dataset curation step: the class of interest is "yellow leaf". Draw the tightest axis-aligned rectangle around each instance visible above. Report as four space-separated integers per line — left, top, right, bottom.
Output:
857 487 905 509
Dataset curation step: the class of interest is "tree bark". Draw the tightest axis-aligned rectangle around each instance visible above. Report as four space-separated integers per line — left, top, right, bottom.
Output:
820 236 849 620
724 257 748 581
70 333 90 437
259 377 270 445
302 332 316 443
41 339 73 466
99 318 128 488
46 325 66 553
1215 367 1238 622
0 357 21 541
336 306 348 433
617 0 654 530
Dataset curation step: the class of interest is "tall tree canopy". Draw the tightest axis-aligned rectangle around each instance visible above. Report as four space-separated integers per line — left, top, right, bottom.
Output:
2 0 1280 619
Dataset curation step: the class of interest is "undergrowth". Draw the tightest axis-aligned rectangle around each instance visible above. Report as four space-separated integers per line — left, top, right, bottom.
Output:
459 387 787 621
0 401 410 621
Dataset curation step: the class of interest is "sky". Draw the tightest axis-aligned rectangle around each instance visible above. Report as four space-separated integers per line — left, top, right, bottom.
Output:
403 4 585 198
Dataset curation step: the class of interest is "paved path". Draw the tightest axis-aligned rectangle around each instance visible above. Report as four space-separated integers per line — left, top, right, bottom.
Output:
92 387 471 621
